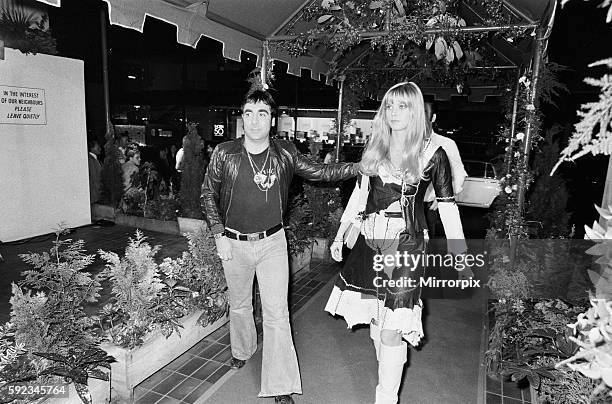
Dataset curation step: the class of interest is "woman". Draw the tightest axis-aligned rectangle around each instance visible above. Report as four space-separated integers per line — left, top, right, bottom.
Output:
324 82 470 404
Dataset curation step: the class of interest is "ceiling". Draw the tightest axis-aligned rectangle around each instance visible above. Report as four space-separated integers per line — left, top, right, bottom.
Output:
35 0 556 101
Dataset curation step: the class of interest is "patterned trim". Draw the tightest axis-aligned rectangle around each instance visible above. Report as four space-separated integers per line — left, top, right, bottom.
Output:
436 196 456 202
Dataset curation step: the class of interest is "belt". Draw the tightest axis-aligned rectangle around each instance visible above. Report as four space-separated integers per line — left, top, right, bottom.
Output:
224 223 283 241
384 211 403 218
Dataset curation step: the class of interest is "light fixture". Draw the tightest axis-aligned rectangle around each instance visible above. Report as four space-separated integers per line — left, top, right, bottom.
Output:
127 75 136 80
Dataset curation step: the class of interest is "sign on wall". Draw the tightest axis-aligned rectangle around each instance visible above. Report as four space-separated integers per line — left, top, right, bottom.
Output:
0 85 47 125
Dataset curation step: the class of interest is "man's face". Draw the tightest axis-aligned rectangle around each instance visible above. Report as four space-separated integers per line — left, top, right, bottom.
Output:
131 154 141 166
242 101 272 142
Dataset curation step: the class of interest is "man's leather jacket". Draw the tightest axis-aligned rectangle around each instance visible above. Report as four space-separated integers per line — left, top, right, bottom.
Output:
201 137 358 235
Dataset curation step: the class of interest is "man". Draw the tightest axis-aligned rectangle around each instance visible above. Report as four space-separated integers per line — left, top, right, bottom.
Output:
87 139 102 204
201 90 358 404
423 102 468 238
117 132 129 164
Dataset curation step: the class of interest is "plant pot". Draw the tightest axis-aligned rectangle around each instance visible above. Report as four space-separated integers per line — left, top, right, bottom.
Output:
290 241 313 275
114 213 181 235
91 203 116 221
100 311 228 403
177 217 207 235
312 237 330 260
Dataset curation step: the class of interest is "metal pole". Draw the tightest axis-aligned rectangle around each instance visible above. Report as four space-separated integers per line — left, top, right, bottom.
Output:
294 76 299 140
516 27 545 219
504 71 522 174
335 76 345 163
100 6 111 139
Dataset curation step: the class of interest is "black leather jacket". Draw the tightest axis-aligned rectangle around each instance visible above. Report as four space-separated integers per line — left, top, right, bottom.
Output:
201 137 358 235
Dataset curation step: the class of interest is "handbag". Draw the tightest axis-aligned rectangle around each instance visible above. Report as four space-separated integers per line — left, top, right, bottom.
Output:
343 175 369 248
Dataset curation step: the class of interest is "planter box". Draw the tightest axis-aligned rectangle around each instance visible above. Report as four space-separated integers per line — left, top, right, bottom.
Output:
177 217 207 235
481 299 537 404
91 203 116 221
312 237 330 260
290 242 313 275
115 213 180 235
42 377 110 404
101 311 228 403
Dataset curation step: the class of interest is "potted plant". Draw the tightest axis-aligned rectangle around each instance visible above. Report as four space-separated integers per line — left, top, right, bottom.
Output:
177 123 207 235
303 182 343 260
113 162 182 235
0 228 114 404
97 229 228 402
285 192 315 275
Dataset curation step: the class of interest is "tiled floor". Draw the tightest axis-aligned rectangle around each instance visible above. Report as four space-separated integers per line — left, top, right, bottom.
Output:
485 376 532 403
132 260 338 404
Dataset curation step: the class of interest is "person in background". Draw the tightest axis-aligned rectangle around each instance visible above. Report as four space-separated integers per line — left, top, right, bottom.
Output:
117 132 130 164
422 102 467 238
88 139 103 204
175 136 187 173
122 145 141 193
156 147 172 194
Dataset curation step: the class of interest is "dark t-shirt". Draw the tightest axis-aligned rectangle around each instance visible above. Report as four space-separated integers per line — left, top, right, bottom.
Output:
225 148 282 233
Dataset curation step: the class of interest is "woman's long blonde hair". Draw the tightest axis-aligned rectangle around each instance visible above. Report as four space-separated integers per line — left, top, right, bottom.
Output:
360 82 428 183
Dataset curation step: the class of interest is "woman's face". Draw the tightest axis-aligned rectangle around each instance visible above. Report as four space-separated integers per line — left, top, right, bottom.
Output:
385 98 411 133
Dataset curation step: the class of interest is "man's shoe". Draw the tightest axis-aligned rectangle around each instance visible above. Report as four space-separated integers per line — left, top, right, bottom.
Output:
230 357 246 369
274 395 294 403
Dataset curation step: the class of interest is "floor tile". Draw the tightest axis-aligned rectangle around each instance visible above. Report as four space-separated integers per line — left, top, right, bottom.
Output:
486 392 503 404
191 359 223 381
198 342 225 359
166 376 203 400
486 376 501 394
151 372 187 395
164 353 195 372
207 365 231 384
134 390 164 404
138 369 173 390
211 346 233 363
155 395 182 404
182 381 213 404
175 356 208 376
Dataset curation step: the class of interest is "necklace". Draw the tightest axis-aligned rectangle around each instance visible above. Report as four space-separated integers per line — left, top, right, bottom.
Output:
245 148 276 202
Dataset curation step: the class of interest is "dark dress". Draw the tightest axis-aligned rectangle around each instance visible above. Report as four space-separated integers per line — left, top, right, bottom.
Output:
325 145 455 345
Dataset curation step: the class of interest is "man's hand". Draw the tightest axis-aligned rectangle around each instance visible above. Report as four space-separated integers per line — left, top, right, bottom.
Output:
330 240 343 262
428 199 439 211
215 236 233 261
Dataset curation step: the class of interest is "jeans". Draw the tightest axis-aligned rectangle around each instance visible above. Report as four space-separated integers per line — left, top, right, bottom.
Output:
221 228 302 397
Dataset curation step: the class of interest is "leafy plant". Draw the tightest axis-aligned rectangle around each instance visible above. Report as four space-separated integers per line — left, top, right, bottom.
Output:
160 227 228 327
486 298 591 400
98 230 187 349
0 0 57 55
303 182 343 244
1 229 111 404
285 192 314 256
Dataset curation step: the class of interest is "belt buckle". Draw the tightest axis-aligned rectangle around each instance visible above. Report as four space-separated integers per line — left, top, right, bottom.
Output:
247 233 260 241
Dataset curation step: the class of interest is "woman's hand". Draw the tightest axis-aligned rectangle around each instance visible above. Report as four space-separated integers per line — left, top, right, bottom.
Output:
330 240 343 262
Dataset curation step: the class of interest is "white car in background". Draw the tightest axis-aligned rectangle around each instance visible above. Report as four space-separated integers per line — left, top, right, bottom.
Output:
456 160 501 208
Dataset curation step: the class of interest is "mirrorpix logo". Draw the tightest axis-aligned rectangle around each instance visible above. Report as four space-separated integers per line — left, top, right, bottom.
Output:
371 251 484 289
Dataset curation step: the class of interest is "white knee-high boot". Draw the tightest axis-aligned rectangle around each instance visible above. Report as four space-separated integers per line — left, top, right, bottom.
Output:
370 322 381 361
375 341 407 404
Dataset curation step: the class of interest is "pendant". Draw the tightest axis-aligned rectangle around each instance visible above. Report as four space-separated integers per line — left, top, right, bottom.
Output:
254 172 265 185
